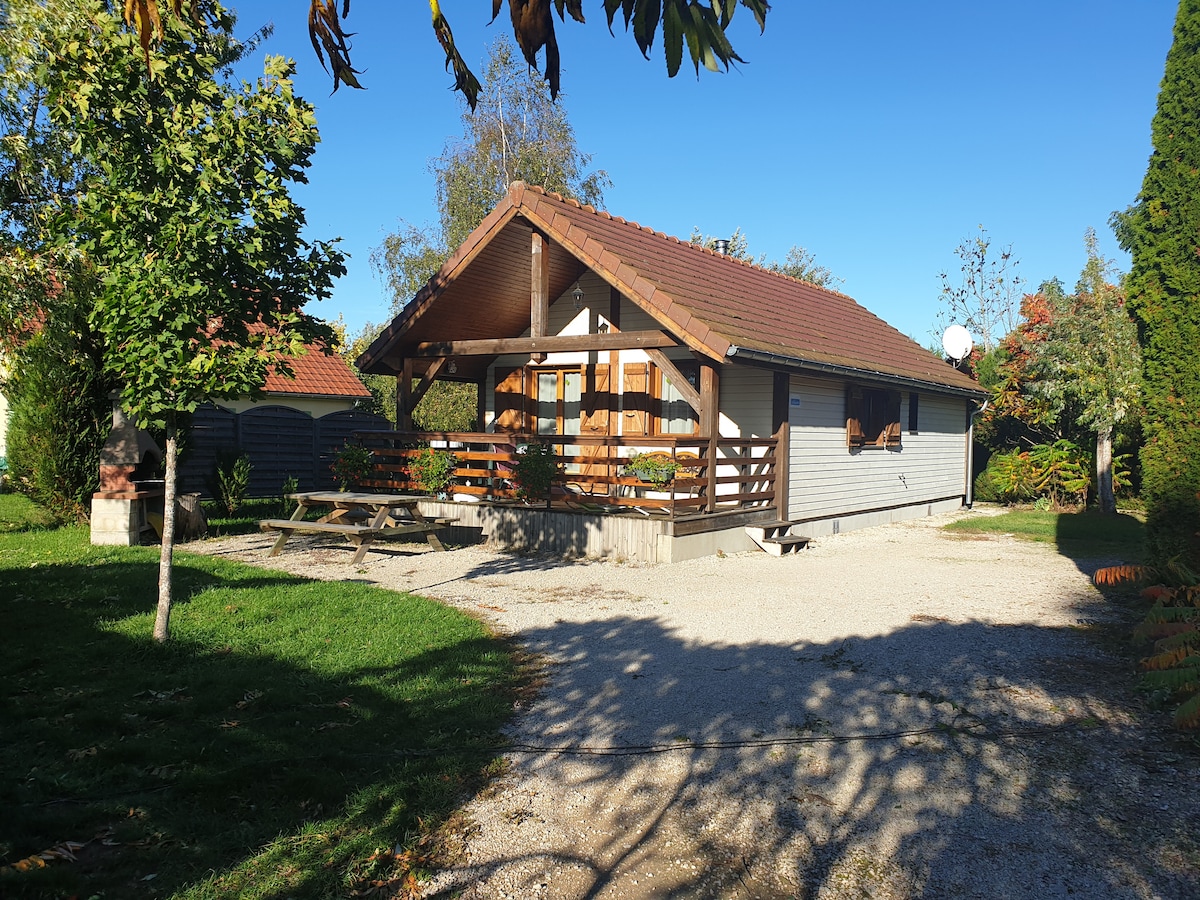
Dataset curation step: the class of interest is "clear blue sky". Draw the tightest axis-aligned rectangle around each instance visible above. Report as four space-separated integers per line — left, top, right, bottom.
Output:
227 1 1177 347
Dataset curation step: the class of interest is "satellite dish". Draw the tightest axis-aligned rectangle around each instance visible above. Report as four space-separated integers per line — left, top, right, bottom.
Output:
941 324 973 361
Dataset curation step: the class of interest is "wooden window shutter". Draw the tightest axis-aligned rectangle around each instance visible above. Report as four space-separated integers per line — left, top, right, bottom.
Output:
622 362 650 437
846 385 865 448
493 367 527 432
884 391 902 447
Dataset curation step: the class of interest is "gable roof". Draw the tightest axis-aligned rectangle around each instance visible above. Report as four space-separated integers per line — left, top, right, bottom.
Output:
264 343 372 400
359 183 983 397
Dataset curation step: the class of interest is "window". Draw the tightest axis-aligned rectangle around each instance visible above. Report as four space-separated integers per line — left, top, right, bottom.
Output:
846 385 901 449
535 368 581 435
655 362 699 435
908 392 919 434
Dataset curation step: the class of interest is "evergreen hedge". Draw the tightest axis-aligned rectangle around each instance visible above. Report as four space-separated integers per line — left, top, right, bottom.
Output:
5 303 111 524
1113 0 1200 571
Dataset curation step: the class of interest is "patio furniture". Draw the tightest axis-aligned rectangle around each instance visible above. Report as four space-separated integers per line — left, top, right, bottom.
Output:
260 491 456 564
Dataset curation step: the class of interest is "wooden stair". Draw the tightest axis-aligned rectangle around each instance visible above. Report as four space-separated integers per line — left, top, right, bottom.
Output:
745 519 811 556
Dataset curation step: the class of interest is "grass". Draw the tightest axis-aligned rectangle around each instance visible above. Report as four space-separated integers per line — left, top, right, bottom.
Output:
944 507 1146 560
0 493 520 899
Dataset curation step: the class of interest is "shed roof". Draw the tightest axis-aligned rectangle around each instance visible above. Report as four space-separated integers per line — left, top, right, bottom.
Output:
359 183 983 397
264 343 372 400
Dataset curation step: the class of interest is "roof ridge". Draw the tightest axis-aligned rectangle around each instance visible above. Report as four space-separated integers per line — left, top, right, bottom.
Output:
524 184 859 302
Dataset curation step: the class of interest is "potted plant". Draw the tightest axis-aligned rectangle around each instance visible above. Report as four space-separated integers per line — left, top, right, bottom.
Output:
624 452 680 489
331 442 374 491
407 446 457 497
513 442 559 502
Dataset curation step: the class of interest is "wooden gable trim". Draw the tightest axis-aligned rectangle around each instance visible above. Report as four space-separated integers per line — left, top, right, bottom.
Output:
515 206 730 363
358 203 524 375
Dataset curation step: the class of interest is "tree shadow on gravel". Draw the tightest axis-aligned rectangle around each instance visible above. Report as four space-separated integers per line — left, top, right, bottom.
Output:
432 611 1200 899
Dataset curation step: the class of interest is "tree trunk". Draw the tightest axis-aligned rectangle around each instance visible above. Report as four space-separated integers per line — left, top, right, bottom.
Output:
1096 425 1115 515
153 422 178 643
176 492 208 541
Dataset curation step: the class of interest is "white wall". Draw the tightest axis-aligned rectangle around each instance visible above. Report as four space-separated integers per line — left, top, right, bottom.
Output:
219 396 361 418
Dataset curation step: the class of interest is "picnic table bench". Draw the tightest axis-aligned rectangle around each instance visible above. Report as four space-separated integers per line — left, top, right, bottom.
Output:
260 491 457 564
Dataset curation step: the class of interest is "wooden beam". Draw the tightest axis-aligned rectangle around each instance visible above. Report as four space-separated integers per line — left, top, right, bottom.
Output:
773 371 790 519
530 231 549 363
397 357 414 431
700 362 719 437
645 349 702 416
408 357 447 412
412 330 678 357
701 362 720 513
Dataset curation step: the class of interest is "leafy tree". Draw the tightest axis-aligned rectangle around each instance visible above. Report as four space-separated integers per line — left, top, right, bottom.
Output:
689 226 841 288
936 225 1024 353
1023 230 1141 514
41 2 344 641
1112 0 1200 570
369 35 606 432
1 255 113 522
437 36 610 250
124 0 771 108
0 0 89 240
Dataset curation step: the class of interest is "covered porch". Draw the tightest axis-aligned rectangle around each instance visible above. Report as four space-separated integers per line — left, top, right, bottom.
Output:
350 430 785 563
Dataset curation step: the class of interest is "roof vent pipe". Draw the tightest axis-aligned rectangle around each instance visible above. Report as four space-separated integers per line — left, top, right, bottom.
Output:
712 239 729 255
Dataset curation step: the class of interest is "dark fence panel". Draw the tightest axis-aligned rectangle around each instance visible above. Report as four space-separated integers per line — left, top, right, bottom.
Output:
177 405 236 496
241 406 315 496
177 403 390 499
316 410 394 491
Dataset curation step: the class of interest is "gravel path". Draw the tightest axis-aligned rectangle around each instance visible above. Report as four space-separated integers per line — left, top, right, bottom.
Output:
193 509 1199 899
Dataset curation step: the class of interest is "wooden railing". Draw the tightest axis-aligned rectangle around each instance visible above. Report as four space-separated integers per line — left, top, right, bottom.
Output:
351 430 781 518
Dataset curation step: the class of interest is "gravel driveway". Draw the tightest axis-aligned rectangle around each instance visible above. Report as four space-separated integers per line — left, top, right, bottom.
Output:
195 509 1199 899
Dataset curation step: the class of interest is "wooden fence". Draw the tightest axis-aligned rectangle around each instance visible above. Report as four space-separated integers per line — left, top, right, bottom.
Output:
178 404 390 499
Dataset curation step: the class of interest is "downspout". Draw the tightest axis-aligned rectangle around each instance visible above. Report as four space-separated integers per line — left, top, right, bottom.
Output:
965 398 989 508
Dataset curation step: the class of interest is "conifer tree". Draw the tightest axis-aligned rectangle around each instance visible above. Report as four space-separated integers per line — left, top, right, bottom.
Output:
1114 0 1200 571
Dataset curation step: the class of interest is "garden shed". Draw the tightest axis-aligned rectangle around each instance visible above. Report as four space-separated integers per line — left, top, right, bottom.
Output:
356 182 986 561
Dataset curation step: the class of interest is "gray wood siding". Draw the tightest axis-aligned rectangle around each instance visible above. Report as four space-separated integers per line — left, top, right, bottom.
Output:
787 375 967 520
718 366 774 439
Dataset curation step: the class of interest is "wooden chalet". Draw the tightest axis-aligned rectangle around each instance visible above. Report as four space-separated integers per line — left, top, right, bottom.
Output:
356 183 986 562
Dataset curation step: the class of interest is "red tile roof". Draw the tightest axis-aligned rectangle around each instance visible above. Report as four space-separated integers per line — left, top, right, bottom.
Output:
264 344 372 400
360 183 984 397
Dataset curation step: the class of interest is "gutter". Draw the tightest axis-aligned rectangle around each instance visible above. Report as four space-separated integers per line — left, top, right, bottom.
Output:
724 345 987 400
965 398 990 507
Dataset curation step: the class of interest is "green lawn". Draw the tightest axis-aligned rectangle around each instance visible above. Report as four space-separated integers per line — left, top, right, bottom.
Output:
0 493 519 899
944 508 1146 560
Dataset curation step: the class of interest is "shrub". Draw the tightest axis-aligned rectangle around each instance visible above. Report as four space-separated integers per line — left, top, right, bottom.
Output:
4 323 112 524
513 442 559 501
210 452 252 516
331 442 374 491
407 447 457 495
976 440 1091 508
276 474 299 516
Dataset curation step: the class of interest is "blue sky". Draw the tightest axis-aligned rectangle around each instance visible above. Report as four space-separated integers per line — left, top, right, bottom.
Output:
226 1 1177 348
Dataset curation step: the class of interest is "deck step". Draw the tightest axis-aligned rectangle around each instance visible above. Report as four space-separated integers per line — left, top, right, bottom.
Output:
745 520 810 555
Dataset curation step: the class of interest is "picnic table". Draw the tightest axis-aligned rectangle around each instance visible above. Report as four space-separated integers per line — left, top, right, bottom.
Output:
259 491 456 564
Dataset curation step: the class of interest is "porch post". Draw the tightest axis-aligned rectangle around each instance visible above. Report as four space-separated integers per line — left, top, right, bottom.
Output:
397 357 413 431
773 371 790 519
530 230 549 363
701 362 719 513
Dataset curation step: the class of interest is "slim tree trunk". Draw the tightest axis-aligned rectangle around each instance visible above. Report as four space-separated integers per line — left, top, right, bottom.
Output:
153 420 178 643
1096 426 1115 515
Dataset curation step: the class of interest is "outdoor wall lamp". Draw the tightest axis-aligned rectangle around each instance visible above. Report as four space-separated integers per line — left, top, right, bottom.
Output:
448 359 458 374
572 284 585 309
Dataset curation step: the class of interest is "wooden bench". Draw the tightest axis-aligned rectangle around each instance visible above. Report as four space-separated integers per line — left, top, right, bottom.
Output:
258 516 458 563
